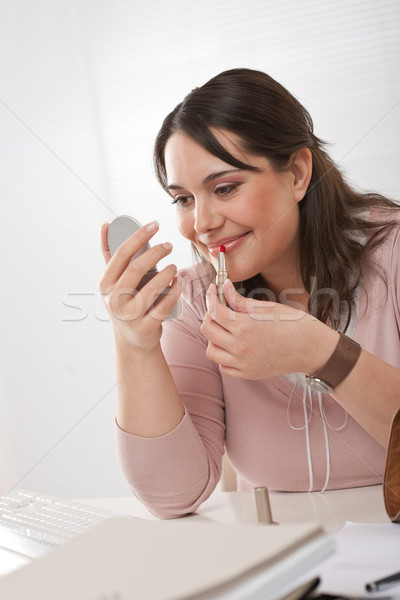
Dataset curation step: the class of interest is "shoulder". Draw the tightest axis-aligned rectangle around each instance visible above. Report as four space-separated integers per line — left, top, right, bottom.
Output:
367 206 400 260
368 205 400 230
357 207 400 362
362 206 400 309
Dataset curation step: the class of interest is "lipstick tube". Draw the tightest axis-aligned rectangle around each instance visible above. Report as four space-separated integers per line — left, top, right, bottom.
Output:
217 245 228 306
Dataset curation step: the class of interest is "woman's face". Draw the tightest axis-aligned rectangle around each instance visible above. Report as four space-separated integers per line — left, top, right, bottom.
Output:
164 129 308 291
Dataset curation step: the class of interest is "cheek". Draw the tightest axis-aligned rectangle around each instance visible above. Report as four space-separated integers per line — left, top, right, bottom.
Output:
176 211 194 241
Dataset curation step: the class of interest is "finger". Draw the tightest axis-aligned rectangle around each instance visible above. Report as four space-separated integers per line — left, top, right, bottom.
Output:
223 279 278 321
101 221 161 287
100 222 111 264
116 242 173 293
201 312 234 349
102 239 172 295
205 341 237 368
145 273 182 322
205 283 229 321
219 365 244 378
222 279 256 312
107 264 178 322
205 283 216 315
205 283 242 333
137 263 178 315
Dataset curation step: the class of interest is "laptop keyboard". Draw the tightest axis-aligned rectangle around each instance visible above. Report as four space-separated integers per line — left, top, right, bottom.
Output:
0 489 113 557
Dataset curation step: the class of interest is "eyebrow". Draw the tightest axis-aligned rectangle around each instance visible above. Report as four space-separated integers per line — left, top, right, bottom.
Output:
166 168 243 191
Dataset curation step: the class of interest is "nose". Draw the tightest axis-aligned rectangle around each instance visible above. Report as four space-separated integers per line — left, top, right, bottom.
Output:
194 198 224 234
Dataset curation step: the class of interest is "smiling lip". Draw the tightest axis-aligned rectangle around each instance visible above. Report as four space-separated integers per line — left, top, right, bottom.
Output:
207 233 249 256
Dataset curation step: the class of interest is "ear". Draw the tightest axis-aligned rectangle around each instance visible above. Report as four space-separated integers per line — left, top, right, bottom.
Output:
290 147 312 202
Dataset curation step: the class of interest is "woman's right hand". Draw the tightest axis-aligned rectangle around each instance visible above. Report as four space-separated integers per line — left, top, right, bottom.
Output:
99 220 181 352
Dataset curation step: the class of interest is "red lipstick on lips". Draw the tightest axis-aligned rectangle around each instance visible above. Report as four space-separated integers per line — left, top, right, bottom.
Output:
217 245 228 306
207 233 249 257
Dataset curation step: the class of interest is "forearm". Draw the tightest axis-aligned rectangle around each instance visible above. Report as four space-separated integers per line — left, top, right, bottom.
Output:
115 408 219 518
114 331 223 517
114 335 185 437
100 223 223 513
205 281 400 450
332 349 400 448
305 320 400 448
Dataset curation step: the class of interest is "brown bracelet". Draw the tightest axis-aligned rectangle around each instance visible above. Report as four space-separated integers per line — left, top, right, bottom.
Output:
305 332 361 394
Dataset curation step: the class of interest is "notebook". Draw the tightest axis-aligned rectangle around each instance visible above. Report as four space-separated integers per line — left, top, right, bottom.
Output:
0 516 334 600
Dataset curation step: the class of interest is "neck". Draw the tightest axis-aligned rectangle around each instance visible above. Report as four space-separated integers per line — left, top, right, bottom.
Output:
260 267 309 313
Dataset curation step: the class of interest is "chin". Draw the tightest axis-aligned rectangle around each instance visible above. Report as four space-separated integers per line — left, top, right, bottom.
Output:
228 266 261 284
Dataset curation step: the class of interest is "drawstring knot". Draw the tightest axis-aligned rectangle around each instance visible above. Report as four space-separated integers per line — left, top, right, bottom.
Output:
287 374 348 492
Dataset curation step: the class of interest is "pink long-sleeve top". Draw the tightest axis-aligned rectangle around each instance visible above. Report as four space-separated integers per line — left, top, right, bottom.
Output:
116 211 400 518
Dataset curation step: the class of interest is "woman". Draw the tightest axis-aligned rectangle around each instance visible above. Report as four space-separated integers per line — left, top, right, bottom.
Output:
100 68 400 518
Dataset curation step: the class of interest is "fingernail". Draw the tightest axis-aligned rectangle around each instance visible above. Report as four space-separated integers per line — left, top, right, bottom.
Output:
145 220 159 232
163 242 172 251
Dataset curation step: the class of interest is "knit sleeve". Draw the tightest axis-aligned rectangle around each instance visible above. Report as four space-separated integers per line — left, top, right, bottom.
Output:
115 267 225 518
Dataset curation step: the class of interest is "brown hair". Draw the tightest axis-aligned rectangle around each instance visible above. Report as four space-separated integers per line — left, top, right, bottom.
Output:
154 68 398 329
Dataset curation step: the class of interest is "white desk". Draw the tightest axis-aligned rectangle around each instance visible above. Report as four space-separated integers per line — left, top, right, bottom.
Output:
0 485 391 579
81 484 389 533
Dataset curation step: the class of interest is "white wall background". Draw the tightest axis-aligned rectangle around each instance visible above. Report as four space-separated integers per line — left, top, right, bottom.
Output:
0 0 399 497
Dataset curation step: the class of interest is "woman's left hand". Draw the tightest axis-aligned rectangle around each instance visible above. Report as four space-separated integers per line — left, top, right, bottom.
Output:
201 279 338 379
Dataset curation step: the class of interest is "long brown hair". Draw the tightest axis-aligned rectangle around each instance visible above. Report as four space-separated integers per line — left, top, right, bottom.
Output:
154 68 398 329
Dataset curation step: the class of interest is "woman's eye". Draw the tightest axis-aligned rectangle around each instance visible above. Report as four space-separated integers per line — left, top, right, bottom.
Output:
214 184 238 196
171 195 193 208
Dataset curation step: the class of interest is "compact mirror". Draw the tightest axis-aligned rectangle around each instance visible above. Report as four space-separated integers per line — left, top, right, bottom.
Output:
107 215 181 319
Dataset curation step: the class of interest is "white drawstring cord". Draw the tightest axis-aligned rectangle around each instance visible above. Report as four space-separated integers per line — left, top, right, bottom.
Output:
317 391 331 493
286 374 312 430
319 396 348 431
304 387 314 493
286 375 348 493
287 378 313 493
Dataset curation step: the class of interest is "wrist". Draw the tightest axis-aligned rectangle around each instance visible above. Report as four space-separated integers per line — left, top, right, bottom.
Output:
114 330 162 361
298 319 339 375
305 331 361 394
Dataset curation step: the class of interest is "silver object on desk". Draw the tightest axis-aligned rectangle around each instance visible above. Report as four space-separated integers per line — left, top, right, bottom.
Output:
281 576 320 600
366 569 400 593
253 486 275 524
